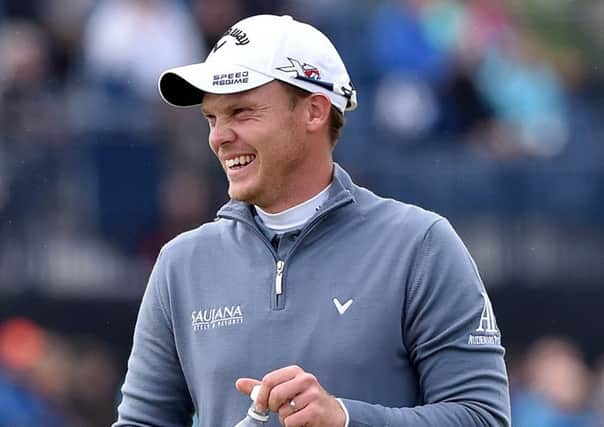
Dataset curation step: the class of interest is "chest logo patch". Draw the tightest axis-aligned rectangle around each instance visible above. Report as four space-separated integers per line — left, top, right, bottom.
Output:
333 298 353 315
191 305 243 332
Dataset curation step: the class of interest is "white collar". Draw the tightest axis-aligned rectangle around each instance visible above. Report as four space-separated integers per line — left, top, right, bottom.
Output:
255 183 332 231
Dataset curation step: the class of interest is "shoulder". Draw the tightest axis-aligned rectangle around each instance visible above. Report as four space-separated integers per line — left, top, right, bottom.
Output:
351 183 445 237
157 218 232 264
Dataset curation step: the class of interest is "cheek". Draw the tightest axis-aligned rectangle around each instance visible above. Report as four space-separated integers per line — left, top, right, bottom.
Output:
265 132 306 170
282 116 307 155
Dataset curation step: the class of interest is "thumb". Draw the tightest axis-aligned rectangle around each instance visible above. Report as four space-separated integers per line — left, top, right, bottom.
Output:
235 377 261 396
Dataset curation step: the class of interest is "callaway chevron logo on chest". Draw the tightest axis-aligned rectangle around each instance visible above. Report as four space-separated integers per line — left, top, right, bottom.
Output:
191 305 243 332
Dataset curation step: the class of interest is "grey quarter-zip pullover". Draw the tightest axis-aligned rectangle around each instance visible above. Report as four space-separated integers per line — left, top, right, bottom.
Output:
114 163 510 427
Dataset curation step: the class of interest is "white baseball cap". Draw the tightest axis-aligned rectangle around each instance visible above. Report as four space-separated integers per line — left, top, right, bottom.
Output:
158 14 357 113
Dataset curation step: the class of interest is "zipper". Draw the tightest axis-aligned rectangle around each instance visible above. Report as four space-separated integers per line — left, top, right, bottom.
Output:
275 260 285 295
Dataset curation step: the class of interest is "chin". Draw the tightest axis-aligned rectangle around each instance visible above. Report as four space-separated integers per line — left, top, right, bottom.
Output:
228 186 256 204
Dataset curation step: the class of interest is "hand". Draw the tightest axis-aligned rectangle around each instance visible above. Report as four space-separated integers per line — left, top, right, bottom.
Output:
236 365 346 427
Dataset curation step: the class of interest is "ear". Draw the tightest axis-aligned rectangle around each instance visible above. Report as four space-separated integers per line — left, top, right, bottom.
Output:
305 93 331 134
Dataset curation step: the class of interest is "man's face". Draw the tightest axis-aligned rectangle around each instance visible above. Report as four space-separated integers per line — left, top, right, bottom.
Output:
202 81 310 212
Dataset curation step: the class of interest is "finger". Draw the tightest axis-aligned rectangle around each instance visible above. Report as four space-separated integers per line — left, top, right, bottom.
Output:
256 365 303 412
277 386 315 421
268 371 317 412
282 401 320 427
235 378 261 396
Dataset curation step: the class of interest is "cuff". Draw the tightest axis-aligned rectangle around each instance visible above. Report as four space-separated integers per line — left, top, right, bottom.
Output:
336 398 350 427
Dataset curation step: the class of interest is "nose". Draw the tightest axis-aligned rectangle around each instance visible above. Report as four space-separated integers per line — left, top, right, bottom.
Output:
209 119 236 152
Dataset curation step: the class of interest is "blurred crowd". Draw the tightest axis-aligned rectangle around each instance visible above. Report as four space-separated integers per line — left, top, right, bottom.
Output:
0 318 118 427
1 0 603 426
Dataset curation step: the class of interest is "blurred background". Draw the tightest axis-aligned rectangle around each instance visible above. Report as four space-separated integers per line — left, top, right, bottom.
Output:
0 0 602 425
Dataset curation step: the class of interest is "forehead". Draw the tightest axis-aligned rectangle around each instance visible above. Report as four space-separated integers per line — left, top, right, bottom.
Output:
201 80 288 112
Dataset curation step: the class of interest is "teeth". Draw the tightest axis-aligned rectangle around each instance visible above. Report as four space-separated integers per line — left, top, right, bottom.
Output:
226 155 255 168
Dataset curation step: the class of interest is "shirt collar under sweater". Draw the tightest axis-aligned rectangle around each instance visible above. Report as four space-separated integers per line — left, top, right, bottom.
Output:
254 183 332 232
216 163 357 227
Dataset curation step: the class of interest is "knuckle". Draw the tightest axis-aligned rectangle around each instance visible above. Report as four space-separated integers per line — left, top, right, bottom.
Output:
262 374 276 387
302 372 318 386
307 387 321 400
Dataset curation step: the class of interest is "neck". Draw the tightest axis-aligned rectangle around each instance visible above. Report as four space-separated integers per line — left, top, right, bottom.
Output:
261 157 333 213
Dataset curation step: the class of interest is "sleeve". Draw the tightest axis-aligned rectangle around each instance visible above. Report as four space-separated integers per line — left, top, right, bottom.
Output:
113 251 194 427
340 219 511 427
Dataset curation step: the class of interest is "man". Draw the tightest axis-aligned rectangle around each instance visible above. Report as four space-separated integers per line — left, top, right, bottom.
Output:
114 14 510 427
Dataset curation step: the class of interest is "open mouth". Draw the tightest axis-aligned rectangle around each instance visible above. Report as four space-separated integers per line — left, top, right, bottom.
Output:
225 155 256 170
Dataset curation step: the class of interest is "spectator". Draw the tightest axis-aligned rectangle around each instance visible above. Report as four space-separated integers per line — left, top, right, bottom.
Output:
512 337 597 427
474 29 570 157
138 168 213 266
368 0 448 138
0 318 68 427
67 337 120 427
82 0 205 101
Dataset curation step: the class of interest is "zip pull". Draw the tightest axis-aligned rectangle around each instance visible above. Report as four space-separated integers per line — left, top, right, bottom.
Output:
275 260 285 295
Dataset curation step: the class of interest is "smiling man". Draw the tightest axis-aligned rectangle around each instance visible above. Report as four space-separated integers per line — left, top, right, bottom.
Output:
114 14 510 427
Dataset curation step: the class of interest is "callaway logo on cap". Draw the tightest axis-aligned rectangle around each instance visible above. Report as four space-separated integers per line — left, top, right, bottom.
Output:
158 14 358 113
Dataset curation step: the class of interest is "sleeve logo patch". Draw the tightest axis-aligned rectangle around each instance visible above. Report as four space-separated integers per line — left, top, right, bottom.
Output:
468 291 501 345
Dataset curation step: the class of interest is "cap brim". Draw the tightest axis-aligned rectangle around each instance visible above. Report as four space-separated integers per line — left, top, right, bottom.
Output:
158 62 274 107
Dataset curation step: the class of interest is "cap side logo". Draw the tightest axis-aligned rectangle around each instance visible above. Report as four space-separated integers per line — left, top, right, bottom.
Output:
211 26 250 53
212 40 227 53
277 58 321 80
